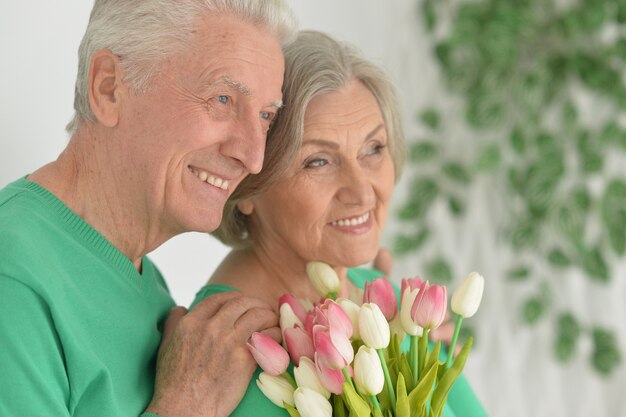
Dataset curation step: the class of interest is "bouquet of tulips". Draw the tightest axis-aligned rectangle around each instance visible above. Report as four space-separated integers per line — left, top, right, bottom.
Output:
247 262 485 417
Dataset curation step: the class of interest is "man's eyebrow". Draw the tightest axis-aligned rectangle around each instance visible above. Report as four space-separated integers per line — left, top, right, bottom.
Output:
219 75 250 96
206 75 282 109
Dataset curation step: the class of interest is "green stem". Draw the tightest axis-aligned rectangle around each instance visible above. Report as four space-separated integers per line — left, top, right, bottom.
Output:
376 348 396 414
418 328 430 377
410 334 419 385
282 371 297 389
341 367 355 390
445 315 464 369
327 291 337 300
370 395 382 414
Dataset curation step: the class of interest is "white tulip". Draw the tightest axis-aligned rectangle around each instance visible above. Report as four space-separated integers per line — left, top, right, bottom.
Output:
400 287 423 336
336 297 361 340
256 372 295 408
306 261 340 296
358 303 390 349
280 303 303 335
353 345 385 396
294 387 333 417
294 357 331 399
451 272 485 318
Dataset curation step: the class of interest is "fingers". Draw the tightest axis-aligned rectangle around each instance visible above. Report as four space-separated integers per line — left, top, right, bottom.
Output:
257 326 282 344
161 306 188 345
234 305 279 336
373 247 393 276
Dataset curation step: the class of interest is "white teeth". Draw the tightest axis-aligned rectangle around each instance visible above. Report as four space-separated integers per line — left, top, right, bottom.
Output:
331 212 370 227
191 168 229 191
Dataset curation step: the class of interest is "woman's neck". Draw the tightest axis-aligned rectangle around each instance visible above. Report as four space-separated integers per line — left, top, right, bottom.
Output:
210 247 361 311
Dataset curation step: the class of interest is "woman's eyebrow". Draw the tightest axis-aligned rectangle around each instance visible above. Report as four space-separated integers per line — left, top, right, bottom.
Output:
302 124 385 149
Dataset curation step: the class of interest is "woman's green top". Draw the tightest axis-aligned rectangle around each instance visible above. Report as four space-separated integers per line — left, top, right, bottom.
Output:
192 267 487 417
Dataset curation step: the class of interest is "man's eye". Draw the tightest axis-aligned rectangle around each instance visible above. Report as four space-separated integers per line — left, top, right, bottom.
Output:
217 95 229 104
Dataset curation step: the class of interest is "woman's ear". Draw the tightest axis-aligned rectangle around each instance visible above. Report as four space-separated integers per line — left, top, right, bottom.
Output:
237 199 254 215
88 49 126 127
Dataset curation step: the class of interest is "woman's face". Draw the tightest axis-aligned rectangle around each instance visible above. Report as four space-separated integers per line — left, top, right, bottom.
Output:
243 79 395 267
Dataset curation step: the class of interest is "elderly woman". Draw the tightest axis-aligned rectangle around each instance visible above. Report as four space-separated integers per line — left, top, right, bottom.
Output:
192 31 487 416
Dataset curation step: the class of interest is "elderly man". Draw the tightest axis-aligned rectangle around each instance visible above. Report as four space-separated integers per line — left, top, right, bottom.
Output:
0 1 297 416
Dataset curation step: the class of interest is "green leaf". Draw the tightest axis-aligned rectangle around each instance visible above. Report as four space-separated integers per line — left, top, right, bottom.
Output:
547 248 570 267
426 258 453 284
601 180 626 250
447 195 465 217
396 373 410 417
579 246 609 282
475 144 501 171
422 0 438 33
333 393 348 417
430 337 473 417
284 401 301 417
521 296 545 325
394 229 430 255
507 266 530 281
410 142 438 162
442 162 471 185
399 354 415 393
591 328 622 376
341 382 372 417
511 219 539 249
608 228 626 256
419 108 441 130
554 313 580 362
407 360 439 417
510 128 526 155
562 100 578 126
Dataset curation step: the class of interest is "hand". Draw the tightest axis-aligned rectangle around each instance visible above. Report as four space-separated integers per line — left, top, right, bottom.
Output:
373 247 393 276
144 292 281 417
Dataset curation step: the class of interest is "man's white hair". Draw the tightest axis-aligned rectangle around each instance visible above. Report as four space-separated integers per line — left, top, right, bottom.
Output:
67 0 298 133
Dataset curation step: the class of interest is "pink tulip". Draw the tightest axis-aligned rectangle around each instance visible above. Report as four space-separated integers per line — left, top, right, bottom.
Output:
247 332 290 376
279 294 309 324
401 276 424 296
312 325 354 370
410 281 447 330
315 356 352 394
314 299 353 339
284 325 315 366
363 277 398 321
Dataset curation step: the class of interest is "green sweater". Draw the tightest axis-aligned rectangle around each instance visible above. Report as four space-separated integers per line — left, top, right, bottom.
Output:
0 177 174 417
193 268 487 417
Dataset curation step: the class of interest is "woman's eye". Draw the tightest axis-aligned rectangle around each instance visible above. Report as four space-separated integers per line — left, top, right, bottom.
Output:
217 95 229 104
366 144 386 156
304 158 328 168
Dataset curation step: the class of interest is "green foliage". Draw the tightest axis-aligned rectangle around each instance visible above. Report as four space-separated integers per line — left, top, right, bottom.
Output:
393 0 626 375
591 328 622 375
554 312 580 362
425 258 453 284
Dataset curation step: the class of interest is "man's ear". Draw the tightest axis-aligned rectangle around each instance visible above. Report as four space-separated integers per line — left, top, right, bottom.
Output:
88 49 125 127
237 199 254 215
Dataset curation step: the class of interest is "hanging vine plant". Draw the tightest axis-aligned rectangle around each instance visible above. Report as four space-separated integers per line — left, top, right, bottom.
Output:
396 0 625 375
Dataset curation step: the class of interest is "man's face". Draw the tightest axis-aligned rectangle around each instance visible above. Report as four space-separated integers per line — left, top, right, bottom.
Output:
118 13 285 236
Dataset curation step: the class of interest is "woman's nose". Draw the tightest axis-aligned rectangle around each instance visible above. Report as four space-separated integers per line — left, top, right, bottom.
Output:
335 166 375 207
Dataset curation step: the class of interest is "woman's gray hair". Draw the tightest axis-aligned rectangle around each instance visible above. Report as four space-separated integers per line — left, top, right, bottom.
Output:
66 0 298 133
214 30 406 248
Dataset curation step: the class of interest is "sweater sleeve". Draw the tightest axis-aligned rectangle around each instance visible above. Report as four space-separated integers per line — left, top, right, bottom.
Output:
0 275 71 417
